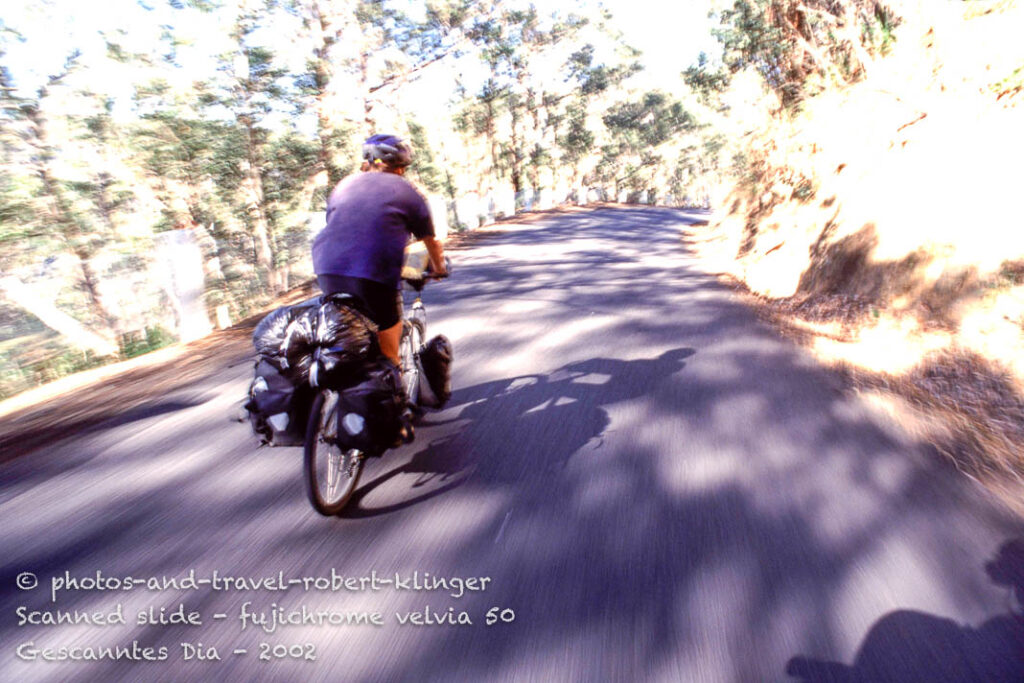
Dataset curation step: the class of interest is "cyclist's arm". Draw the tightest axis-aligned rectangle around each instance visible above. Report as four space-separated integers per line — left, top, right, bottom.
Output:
422 236 447 276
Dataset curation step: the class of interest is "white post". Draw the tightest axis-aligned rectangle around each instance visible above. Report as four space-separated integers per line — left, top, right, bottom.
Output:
154 229 212 343
427 194 449 240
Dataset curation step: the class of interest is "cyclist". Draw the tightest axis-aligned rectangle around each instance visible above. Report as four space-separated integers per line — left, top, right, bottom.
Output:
312 134 447 365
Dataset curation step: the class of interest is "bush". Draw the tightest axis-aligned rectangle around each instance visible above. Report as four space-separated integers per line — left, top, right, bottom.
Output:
121 326 175 359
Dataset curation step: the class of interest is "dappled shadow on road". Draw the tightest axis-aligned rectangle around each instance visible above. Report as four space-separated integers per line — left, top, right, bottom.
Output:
341 349 695 518
787 538 1024 682
432 207 712 309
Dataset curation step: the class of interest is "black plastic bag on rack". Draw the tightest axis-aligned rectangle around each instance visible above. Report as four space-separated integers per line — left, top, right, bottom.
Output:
252 297 320 360
278 306 318 383
308 294 379 390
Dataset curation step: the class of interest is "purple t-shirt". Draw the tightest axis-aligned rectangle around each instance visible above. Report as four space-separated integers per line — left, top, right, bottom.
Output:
312 172 435 288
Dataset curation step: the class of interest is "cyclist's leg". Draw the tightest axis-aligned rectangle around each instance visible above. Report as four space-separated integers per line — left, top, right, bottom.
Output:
373 288 403 365
378 322 402 365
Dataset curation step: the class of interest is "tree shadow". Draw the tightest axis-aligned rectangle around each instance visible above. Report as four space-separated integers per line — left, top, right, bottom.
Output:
796 222 983 328
340 349 697 518
786 538 1024 682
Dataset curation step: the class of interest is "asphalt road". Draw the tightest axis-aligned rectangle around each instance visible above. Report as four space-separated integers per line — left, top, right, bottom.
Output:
2 206 1022 682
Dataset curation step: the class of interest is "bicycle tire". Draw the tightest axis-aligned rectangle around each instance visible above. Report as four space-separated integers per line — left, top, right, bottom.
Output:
304 390 364 515
400 320 424 406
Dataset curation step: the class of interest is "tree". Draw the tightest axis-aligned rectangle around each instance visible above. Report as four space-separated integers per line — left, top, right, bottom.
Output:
1 49 129 347
558 41 642 186
466 6 588 194
191 1 294 294
711 0 901 107
682 52 731 107
406 119 447 195
289 0 476 203
291 0 362 191
600 91 697 197
556 99 592 186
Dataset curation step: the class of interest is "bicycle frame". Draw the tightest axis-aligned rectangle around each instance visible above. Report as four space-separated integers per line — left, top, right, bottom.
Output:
399 283 428 406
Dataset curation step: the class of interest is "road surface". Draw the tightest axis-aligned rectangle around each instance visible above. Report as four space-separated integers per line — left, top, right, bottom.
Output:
2 206 1022 682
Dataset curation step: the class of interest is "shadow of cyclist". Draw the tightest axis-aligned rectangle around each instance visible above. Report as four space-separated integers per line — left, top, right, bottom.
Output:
786 538 1024 682
340 348 696 517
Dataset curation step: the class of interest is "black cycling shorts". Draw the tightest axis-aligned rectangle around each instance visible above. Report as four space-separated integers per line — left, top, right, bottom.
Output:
317 274 402 330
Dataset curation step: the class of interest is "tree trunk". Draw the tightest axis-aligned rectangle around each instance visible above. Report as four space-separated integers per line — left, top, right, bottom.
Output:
485 97 498 174
241 121 279 293
0 277 119 357
26 103 123 344
509 111 522 193
312 1 345 188
358 50 376 136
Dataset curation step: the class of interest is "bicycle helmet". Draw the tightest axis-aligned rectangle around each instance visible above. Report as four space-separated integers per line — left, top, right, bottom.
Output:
362 134 413 168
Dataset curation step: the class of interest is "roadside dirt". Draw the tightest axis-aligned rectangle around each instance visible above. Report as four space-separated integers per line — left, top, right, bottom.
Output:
716 276 1024 516
0 282 319 464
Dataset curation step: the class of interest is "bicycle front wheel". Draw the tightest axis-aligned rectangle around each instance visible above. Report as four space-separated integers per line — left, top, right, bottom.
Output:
304 390 364 515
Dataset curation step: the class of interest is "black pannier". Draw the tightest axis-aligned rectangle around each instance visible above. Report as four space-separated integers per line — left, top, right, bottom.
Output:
244 358 313 446
417 335 453 408
332 359 408 456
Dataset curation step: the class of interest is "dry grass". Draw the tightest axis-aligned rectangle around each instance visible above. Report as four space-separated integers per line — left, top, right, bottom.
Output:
852 350 1024 515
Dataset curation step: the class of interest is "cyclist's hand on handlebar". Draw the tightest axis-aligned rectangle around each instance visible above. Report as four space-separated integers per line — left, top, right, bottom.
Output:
427 256 451 279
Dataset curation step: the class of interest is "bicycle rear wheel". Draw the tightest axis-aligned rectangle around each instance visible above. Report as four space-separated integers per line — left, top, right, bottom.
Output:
304 390 364 515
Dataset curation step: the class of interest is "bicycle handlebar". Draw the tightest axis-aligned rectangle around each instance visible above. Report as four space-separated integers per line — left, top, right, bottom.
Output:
402 257 451 290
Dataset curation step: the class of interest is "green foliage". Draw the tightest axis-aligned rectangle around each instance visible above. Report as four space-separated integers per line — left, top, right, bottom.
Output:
710 0 903 107
566 43 643 95
262 131 318 221
133 111 245 227
683 52 731 104
714 0 793 98
401 0 474 58
454 80 508 136
0 339 107 400
121 325 174 359
406 120 446 195
603 92 697 151
557 100 593 167
0 169 36 248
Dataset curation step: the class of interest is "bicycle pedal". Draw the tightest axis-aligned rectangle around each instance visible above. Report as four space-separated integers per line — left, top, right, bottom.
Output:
388 424 414 449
